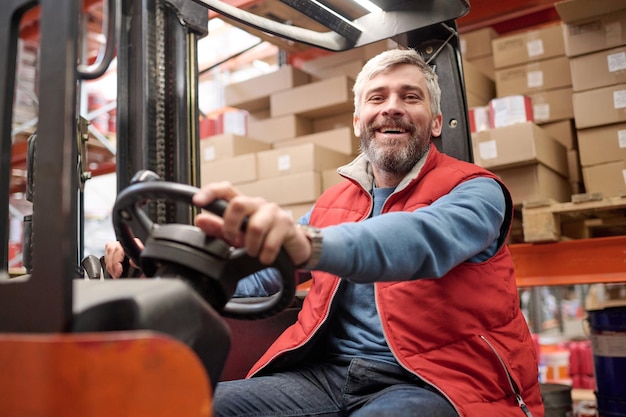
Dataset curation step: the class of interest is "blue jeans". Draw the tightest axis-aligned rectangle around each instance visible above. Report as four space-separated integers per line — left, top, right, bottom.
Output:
213 357 459 417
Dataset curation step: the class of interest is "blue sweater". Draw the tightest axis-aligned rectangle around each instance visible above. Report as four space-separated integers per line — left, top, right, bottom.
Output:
235 177 505 294
233 177 506 362
323 185 396 362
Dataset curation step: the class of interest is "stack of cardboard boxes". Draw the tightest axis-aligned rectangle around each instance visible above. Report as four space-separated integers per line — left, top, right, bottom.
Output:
467 0 626 203
557 0 626 197
493 22 573 123
459 27 498 108
204 37 507 218
460 27 498 81
467 21 575 205
207 3 626 216
200 42 391 220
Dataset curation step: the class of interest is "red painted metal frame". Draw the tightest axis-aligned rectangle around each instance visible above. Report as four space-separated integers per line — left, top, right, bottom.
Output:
509 236 626 287
19 0 102 41
457 0 561 34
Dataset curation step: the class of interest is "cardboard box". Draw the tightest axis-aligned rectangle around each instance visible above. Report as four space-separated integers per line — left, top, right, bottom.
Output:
570 46 626 92
541 119 577 150
555 0 626 57
200 109 249 138
199 117 218 138
492 23 565 69
489 95 533 129
582 160 626 197
577 122 626 166
494 163 572 204
460 27 499 60
300 40 390 76
569 180 584 196
312 112 354 133
301 50 361 75
495 56 572 96
572 84 626 128
466 91 489 108
236 171 322 206
555 0 626 23
469 106 490 133
472 122 569 177
270 75 354 118
247 108 271 121
256 143 353 179
219 109 248 136
463 59 496 103
273 127 360 156
247 114 313 144
199 133 271 162
567 149 582 183
224 65 310 111
466 55 496 80
321 168 344 191
201 154 256 185
527 87 574 124
307 60 364 81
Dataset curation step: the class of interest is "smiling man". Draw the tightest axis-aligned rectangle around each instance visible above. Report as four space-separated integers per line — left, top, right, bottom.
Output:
193 48 544 417
354 60 442 188
106 48 545 417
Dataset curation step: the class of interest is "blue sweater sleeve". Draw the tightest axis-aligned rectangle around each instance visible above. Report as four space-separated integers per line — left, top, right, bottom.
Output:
232 211 313 297
317 177 507 283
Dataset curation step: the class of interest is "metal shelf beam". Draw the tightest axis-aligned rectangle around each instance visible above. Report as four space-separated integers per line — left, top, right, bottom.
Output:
510 236 626 287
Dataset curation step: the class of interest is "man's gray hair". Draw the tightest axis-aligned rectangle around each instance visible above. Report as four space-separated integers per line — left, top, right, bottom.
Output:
352 48 442 118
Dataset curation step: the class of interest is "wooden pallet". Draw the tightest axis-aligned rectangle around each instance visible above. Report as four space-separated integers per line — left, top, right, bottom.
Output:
521 193 626 242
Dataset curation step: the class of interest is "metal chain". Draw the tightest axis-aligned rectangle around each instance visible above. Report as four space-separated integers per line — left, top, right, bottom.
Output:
155 1 167 224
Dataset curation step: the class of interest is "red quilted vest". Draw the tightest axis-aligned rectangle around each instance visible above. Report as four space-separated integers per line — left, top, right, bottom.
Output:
247 145 544 417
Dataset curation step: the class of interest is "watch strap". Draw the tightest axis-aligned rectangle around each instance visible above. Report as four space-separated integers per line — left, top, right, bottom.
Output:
296 224 323 269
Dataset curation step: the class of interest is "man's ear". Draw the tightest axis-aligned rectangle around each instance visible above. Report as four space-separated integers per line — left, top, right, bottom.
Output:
353 114 361 137
431 114 443 137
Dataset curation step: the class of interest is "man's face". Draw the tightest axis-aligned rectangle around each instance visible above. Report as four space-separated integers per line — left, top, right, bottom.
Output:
354 64 442 174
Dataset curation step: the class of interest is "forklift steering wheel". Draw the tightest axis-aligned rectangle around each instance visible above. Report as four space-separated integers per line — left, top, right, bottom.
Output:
111 173 296 320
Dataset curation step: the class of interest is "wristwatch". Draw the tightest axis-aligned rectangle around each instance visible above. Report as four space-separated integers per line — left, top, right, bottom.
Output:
297 224 323 269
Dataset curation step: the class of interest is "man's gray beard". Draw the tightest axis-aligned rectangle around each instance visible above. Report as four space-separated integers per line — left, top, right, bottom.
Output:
360 127 431 175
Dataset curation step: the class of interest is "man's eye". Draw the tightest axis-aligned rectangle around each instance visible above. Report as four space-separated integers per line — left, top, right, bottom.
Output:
368 96 384 102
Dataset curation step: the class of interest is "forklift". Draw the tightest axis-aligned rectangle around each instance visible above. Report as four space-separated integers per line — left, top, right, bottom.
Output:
0 0 471 415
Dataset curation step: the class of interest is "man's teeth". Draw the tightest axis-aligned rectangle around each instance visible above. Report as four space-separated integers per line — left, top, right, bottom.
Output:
381 128 405 133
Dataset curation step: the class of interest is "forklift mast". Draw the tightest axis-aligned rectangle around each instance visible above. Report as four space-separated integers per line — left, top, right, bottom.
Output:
0 0 471 333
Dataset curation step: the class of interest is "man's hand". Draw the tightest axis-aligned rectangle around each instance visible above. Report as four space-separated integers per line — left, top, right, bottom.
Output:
192 182 312 267
103 239 143 278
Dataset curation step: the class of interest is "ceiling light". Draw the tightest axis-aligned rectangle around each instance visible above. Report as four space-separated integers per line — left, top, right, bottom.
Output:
353 0 382 13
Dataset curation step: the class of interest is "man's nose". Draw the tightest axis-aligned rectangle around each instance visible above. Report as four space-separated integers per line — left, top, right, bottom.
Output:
381 95 404 117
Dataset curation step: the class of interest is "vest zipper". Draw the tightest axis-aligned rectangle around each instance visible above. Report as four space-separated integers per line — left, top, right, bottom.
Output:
248 281 342 377
479 335 534 417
